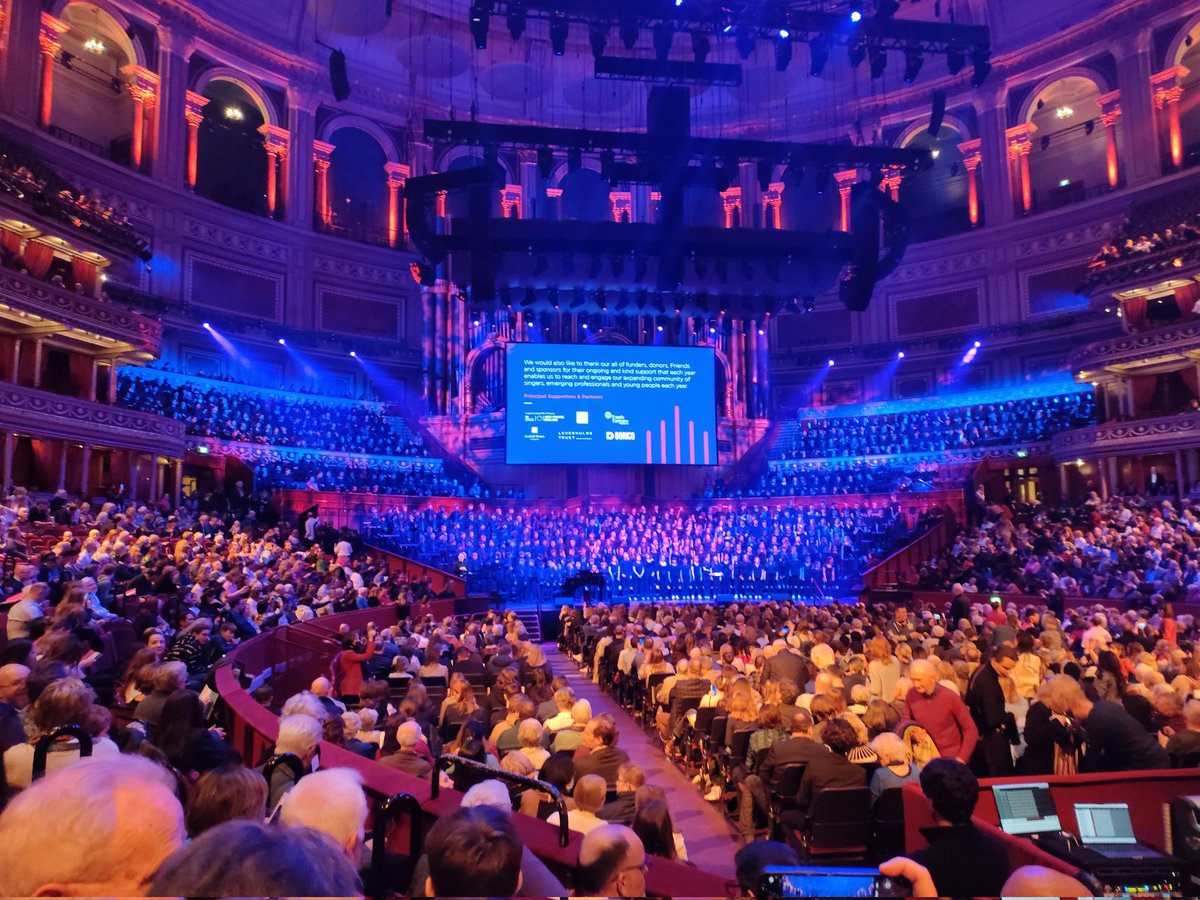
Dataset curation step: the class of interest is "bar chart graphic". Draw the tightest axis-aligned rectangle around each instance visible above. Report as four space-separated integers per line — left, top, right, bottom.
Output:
646 405 711 465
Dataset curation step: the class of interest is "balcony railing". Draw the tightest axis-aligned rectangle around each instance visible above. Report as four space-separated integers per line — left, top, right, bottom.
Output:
0 267 161 352
1051 411 1200 460
0 381 187 455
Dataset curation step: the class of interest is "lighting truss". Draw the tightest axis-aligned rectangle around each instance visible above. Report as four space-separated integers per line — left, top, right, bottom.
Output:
478 0 989 62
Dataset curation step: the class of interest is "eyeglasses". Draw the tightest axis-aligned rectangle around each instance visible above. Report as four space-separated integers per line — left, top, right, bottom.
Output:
620 860 650 877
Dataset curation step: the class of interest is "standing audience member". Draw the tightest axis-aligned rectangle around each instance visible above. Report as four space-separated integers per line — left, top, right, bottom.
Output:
904 659 978 763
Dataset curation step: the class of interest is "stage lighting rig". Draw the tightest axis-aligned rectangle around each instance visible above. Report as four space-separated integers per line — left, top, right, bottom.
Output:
469 5 490 49
808 36 829 76
589 23 608 58
549 12 568 55
619 18 639 49
903 45 923 82
774 34 793 71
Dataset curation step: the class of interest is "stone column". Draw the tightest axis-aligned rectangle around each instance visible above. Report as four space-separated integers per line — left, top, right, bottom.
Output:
879 166 903 202
720 188 742 228
123 65 160 172
89 360 98 402
173 458 183 509
153 22 193 187
763 182 785 229
259 124 290 219
312 141 334 227
975 94 1014 225
286 94 317 229
108 363 118 404
0 0 45 123
835 170 854 232
127 454 138 503
518 149 540 219
37 13 69 129
80 444 91 498
385 162 409 246
1098 91 1122 188
9 338 19 384
1 432 12 491
30 338 42 389
1114 29 1160 185
1006 124 1037 215
183 91 209 190
57 440 67 491
1152 66 1190 170
958 139 983 226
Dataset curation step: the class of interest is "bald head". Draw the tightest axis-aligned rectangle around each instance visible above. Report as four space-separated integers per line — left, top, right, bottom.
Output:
909 659 938 695
577 824 647 898
0 664 30 708
0 757 185 896
1000 866 1091 897
310 677 332 698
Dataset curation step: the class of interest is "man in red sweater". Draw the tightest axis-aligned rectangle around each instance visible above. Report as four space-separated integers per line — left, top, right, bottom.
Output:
904 659 978 763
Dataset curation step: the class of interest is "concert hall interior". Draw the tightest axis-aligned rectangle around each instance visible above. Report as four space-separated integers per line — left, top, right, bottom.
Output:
3 0 1200 897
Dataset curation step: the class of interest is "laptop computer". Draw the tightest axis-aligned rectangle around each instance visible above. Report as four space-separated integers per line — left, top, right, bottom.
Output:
1074 802 1163 859
993 782 1062 837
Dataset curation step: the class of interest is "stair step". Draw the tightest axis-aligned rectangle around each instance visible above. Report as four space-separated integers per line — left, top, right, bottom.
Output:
514 610 542 642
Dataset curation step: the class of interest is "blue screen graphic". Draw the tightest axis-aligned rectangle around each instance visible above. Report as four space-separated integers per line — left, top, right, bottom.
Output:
506 343 718 465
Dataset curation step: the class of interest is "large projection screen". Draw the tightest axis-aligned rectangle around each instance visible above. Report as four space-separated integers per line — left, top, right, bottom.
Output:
506 343 718 465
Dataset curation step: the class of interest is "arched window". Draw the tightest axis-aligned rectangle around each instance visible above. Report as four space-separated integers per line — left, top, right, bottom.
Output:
49 3 137 162
1176 27 1200 168
194 79 268 215
328 127 388 244
1025 75 1109 211
559 169 612 221
898 125 970 242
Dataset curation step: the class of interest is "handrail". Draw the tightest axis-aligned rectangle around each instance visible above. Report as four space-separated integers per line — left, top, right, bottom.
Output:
32 724 92 781
861 512 957 591
431 753 570 849
367 792 423 900
213 607 731 897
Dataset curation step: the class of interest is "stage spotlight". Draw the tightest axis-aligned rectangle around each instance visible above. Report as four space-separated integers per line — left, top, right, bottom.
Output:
657 324 664 332
709 326 716 334
903 46 924 83
549 13 568 56
653 23 674 61
736 28 755 60
278 338 286 345
473 318 481 325
692 31 710 64
588 23 608 59
619 19 639 50
973 340 981 348
869 47 887 79
778 28 790 38
970 49 991 87
809 37 829 76
827 358 835 366
946 45 965 75
469 5 490 49
350 350 357 357
506 4 526 39
847 38 866 68
897 350 905 359
803 295 815 313
202 322 211 330
757 328 765 336
774 35 792 72
849 6 863 23
581 322 589 330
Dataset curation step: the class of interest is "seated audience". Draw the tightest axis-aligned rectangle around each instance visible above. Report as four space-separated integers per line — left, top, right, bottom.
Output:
184 764 269 838
575 823 648 899
423 805 524 898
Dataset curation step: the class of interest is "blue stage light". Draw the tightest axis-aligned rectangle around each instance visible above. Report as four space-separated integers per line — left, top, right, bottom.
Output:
201 322 211 330
278 338 286 345
778 28 790 38
350 350 357 358
827 358 835 366
850 9 863 23
973 340 982 348
897 350 905 359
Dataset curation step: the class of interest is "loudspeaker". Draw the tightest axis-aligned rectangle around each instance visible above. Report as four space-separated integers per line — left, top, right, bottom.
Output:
927 89 945 136
329 50 350 101
647 86 689 140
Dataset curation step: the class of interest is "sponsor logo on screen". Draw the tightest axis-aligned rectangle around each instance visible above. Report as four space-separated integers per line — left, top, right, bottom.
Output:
605 431 636 441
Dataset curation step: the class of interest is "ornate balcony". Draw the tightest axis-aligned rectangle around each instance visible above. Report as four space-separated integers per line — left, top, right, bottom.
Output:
0 381 186 455
1050 412 1200 461
0 267 161 358
1069 320 1200 381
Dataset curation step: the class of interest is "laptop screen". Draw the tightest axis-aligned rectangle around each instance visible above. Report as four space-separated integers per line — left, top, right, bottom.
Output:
993 782 1061 836
1075 803 1137 845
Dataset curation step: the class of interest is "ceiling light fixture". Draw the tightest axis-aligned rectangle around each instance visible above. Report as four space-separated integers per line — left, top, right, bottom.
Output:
1054 105 1074 119
83 37 105 54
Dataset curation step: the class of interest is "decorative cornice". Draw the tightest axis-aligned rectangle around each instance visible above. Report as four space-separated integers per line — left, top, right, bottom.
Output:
0 268 161 352
1051 413 1200 460
181 217 287 263
1069 320 1200 373
0 383 186 457
1014 219 1119 260
312 254 410 287
887 249 988 284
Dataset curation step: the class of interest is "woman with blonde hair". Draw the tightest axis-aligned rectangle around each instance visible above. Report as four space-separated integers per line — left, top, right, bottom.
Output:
866 636 901 701
438 672 480 727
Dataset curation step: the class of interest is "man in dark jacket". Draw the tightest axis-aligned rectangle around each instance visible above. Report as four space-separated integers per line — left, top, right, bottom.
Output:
597 763 645 825
787 719 868 829
965 646 1017 777
912 759 1010 897
573 714 630 790
1045 675 1170 772
739 709 829 839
